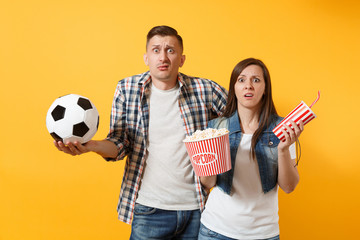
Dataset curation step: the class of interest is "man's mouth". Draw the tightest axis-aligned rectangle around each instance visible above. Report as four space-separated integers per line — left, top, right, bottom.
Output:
158 65 169 71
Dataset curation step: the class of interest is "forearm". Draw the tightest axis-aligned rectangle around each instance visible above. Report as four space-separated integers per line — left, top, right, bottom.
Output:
91 139 119 159
277 149 299 193
200 176 217 192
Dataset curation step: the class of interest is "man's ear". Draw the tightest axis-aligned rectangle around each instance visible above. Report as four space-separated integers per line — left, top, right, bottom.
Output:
143 53 148 66
180 55 186 67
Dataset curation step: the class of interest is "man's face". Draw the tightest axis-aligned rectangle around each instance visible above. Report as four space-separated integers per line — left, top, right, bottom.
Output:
144 35 185 89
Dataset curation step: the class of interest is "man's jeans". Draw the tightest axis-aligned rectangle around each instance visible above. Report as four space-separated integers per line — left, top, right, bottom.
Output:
198 223 280 240
130 203 201 240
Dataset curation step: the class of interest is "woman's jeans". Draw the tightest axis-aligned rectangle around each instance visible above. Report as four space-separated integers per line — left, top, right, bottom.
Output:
130 203 201 240
198 223 280 240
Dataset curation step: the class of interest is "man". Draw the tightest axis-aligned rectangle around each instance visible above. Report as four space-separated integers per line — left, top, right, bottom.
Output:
55 25 227 239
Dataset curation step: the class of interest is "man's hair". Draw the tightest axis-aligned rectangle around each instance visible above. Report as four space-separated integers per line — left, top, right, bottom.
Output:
146 25 183 51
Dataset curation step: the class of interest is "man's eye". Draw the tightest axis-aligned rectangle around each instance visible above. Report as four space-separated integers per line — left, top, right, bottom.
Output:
153 49 159 53
167 49 174 53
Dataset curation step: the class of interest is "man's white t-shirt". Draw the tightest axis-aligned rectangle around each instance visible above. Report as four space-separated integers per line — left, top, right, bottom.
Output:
136 83 198 210
201 134 296 239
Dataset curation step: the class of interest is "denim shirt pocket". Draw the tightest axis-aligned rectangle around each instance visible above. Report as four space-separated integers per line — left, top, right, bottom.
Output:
259 132 280 162
215 123 241 195
256 132 280 193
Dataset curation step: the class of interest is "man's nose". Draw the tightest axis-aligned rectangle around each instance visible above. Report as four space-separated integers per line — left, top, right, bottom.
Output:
159 50 169 61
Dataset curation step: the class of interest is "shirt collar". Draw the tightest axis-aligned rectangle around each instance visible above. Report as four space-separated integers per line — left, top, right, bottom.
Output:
138 71 187 90
138 71 152 87
228 110 242 133
178 72 187 89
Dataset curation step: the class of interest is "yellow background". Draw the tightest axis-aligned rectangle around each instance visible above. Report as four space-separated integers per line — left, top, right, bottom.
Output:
1 0 359 239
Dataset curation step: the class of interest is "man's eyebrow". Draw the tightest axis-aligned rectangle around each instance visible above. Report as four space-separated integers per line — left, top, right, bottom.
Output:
149 44 176 50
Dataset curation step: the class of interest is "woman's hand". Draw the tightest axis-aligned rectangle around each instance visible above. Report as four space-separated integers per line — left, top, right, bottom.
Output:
278 120 304 152
277 120 304 193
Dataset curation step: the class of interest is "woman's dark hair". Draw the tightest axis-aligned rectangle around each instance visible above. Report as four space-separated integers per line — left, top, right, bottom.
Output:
222 58 278 158
146 25 183 52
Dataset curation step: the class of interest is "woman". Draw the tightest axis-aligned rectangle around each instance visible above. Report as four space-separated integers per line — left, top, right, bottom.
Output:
198 58 304 240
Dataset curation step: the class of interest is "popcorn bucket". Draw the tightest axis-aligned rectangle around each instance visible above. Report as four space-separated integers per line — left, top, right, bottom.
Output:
184 134 231 176
273 91 320 141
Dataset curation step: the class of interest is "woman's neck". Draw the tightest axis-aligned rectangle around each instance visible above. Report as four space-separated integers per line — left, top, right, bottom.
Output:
237 106 260 134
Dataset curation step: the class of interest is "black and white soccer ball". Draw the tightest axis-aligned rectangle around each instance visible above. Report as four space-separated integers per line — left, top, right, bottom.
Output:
46 94 99 144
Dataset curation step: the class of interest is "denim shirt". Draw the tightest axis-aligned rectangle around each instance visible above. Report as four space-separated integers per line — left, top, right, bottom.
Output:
208 111 283 195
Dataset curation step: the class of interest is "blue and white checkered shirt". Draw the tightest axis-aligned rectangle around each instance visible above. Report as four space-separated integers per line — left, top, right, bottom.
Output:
106 71 228 224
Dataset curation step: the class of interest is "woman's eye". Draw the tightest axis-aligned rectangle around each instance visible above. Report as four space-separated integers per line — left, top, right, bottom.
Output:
253 78 260 82
238 78 244 82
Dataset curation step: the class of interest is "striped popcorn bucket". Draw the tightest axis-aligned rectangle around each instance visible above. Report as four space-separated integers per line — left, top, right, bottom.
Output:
272 101 316 141
184 133 231 176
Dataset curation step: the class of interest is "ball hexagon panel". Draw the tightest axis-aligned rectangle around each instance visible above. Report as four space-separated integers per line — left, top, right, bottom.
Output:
63 102 87 124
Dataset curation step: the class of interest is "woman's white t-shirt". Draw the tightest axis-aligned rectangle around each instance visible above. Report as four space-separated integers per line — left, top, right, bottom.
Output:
201 134 296 239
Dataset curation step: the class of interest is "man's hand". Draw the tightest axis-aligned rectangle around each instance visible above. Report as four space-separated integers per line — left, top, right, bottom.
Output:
54 140 94 156
54 139 118 159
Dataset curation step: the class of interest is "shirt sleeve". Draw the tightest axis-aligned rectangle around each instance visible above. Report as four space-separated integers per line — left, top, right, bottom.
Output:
105 83 130 161
289 143 296 159
210 81 228 117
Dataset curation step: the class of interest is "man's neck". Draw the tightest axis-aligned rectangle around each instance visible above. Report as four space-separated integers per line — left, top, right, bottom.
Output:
151 76 178 90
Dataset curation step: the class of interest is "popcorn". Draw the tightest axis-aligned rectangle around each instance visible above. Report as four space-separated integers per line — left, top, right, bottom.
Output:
183 128 231 176
185 128 229 142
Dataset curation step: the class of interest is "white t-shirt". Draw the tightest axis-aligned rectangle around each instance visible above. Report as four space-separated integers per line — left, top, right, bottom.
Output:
136 83 199 210
201 134 296 239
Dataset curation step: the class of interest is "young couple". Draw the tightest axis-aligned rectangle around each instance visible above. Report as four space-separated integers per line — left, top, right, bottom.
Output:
55 25 304 240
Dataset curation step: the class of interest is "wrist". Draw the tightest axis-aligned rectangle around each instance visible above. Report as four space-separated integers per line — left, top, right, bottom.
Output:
278 146 290 155
85 140 99 153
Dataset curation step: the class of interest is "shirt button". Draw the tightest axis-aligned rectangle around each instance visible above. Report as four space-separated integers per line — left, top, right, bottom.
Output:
268 141 273 146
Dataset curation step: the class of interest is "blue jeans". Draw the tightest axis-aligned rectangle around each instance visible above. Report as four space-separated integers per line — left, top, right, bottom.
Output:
130 203 201 240
198 223 280 240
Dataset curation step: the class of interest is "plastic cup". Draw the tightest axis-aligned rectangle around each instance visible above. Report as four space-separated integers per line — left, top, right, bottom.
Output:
272 101 316 141
184 133 231 176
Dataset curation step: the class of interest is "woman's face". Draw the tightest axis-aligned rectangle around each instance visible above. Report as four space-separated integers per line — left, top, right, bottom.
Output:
235 64 266 112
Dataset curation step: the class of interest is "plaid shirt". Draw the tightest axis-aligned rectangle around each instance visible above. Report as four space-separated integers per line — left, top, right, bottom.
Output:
106 71 228 224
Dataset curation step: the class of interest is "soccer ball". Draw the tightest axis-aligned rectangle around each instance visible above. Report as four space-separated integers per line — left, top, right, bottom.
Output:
46 94 99 144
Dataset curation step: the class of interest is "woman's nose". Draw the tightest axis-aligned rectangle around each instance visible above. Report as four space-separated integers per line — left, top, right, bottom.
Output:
244 81 253 89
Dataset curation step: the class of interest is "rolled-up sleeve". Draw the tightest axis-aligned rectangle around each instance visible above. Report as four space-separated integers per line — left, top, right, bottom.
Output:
105 85 130 161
